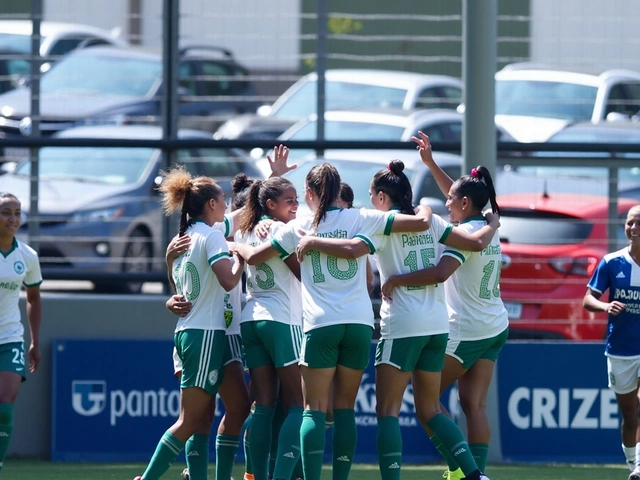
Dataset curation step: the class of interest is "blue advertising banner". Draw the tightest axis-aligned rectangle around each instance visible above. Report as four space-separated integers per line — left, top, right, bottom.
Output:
496 342 620 463
52 339 441 463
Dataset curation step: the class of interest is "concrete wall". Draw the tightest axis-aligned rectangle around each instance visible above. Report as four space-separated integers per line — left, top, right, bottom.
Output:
11 294 176 457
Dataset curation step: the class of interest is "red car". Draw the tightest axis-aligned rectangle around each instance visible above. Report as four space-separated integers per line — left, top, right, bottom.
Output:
497 193 638 340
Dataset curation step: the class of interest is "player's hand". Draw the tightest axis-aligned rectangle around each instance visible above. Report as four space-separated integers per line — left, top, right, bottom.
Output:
268 144 297 177
166 294 192 317
166 234 191 263
411 131 434 165
606 301 626 316
380 276 398 302
296 230 313 262
28 343 40 373
255 219 273 239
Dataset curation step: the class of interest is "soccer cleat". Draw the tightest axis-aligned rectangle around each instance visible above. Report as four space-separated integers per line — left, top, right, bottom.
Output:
181 468 190 480
629 467 640 480
133 477 142 480
443 468 465 480
243 474 255 480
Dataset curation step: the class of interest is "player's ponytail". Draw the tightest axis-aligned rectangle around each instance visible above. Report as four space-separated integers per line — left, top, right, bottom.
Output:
371 159 415 215
307 163 341 229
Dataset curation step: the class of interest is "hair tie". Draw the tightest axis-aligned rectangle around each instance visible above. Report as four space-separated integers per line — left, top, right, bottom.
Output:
470 168 479 178
387 163 392 170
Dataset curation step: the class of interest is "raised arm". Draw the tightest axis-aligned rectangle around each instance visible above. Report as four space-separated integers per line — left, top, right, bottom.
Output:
295 235 371 263
267 144 297 178
443 213 499 252
381 256 461 300
412 131 454 197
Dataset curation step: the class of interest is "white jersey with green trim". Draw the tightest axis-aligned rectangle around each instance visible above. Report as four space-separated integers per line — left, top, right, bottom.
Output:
442 218 509 341
216 214 242 335
0 238 42 345
372 213 452 339
172 220 231 332
272 207 392 332
235 219 302 326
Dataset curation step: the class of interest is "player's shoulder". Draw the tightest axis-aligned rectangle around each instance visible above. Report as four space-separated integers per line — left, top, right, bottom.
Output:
15 239 39 259
603 247 630 264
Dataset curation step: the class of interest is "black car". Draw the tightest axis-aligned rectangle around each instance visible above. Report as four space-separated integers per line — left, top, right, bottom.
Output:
0 45 261 162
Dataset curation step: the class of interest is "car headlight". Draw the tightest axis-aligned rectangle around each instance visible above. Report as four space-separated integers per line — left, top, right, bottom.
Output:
71 207 124 223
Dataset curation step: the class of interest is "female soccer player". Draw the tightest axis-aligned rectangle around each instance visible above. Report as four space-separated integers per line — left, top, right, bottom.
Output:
233 175 303 480
584 204 640 480
296 162 497 480
381 132 509 480
0 192 42 475
166 172 256 480
134 167 244 480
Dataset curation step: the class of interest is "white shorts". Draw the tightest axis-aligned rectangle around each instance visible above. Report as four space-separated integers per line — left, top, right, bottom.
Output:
607 356 640 394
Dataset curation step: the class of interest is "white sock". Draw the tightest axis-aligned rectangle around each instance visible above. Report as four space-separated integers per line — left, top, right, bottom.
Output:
635 443 640 469
623 443 636 471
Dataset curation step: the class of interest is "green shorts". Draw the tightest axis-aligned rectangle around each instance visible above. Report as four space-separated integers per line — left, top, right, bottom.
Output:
445 327 509 369
174 329 226 395
0 342 26 381
375 334 448 372
241 321 303 369
300 323 373 370
223 334 244 366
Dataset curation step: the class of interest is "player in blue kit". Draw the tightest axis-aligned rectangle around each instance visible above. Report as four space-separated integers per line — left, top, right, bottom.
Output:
584 204 640 480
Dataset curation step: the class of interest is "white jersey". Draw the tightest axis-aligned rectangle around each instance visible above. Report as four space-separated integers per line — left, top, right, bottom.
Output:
443 217 509 341
172 220 231 332
223 260 243 335
272 207 391 332
235 219 302 326
0 238 42 345
373 212 452 339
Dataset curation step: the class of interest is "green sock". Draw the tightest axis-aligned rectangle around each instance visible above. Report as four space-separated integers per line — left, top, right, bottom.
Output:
429 433 459 471
426 414 478 477
0 404 14 472
376 416 402 480
332 409 357 480
142 431 184 480
273 406 303 480
470 443 489 472
243 414 253 476
185 434 209 480
216 434 240 480
270 400 287 476
300 410 326 480
248 405 274 480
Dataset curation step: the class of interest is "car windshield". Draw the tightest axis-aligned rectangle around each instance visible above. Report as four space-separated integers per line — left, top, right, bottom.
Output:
496 80 598 120
499 209 594 245
272 80 408 119
14 146 156 184
42 54 161 97
284 159 416 209
0 33 39 54
287 120 405 141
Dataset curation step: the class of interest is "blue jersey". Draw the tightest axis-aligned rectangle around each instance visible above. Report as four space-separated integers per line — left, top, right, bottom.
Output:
587 247 640 357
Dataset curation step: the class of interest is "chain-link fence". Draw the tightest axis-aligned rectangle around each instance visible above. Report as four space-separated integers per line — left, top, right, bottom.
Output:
1 0 639 339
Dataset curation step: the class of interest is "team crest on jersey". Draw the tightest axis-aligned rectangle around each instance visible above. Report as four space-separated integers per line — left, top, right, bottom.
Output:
208 369 219 385
224 311 233 328
14 261 25 275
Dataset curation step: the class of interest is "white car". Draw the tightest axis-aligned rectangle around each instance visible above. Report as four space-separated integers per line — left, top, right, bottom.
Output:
494 64 640 142
0 20 126 75
215 69 463 141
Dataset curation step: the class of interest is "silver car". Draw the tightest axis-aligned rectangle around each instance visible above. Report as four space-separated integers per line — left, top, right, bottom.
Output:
0 125 260 293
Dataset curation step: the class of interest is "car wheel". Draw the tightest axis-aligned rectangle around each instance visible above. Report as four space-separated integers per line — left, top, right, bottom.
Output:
94 229 152 294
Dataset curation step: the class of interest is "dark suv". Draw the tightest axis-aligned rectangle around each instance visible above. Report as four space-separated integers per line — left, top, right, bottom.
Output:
0 45 261 162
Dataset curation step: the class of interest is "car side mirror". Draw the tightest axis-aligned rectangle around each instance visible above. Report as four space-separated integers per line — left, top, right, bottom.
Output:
257 105 272 117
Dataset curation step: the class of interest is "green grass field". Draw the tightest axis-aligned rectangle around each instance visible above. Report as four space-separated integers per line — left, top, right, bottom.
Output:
0 460 630 480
